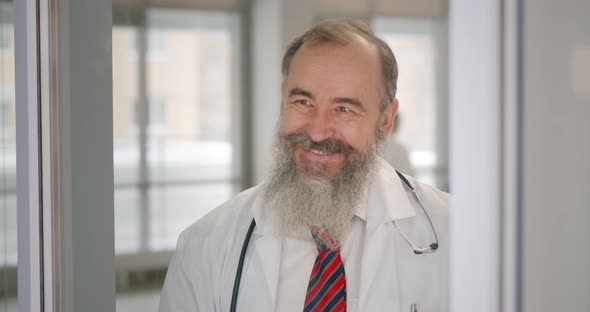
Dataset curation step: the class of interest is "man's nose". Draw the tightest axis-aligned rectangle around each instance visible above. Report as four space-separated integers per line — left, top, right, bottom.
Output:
306 109 336 143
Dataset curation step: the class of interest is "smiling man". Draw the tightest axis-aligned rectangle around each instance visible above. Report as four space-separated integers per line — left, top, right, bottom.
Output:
159 19 449 312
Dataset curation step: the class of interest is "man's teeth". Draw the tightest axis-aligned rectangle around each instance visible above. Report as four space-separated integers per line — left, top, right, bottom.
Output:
310 149 329 155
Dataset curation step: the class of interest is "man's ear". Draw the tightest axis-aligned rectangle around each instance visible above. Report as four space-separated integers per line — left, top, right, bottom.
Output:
379 98 399 140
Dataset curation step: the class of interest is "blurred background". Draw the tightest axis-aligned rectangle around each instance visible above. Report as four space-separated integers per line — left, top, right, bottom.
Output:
2 0 589 311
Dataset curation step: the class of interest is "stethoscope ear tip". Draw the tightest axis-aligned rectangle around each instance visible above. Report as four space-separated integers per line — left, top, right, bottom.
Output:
430 243 439 250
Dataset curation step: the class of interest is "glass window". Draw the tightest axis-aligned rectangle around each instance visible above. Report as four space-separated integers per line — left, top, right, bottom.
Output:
0 98 14 130
0 1 17 310
112 4 241 280
0 24 12 51
135 29 167 57
374 18 448 189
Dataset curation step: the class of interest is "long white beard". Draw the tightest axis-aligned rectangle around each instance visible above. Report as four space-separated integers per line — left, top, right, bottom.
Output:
262 132 378 241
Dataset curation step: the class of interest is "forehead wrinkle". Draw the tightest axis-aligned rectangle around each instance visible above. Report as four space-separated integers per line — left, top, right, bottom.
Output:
288 87 315 99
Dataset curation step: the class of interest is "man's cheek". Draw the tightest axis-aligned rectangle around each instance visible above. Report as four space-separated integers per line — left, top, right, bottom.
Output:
283 112 310 133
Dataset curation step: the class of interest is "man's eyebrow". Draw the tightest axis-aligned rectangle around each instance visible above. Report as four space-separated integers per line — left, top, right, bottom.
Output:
333 97 366 111
288 88 314 99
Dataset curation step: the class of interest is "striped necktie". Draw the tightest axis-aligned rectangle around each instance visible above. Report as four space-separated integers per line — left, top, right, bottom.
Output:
303 228 347 312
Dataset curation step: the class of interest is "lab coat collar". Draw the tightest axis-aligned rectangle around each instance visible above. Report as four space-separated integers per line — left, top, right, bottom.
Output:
359 158 418 305
365 158 417 226
252 186 274 235
250 193 282 309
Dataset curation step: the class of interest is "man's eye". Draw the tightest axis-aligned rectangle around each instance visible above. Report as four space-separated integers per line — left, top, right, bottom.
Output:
296 99 311 106
337 106 351 113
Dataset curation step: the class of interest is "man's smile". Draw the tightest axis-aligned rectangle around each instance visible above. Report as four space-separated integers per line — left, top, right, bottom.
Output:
309 148 329 156
298 145 345 163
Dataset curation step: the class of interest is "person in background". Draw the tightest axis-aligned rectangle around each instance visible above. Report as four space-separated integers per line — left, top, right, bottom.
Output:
159 18 449 312
383 113 415 176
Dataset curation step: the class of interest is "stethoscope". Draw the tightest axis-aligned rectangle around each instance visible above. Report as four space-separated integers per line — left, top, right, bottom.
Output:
229 170 439 312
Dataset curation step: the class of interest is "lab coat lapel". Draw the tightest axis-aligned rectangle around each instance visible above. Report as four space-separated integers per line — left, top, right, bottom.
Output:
359 160 417 310
250 195 282 310
369 159 417 221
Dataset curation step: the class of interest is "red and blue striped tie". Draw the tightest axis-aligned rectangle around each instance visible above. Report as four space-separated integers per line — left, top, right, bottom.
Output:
303 228 347 312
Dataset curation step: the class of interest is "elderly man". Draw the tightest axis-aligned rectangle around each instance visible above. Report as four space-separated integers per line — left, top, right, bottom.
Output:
159 18 449 312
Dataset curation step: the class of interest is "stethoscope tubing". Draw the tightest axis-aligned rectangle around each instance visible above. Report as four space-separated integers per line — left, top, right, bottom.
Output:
230 218 256 312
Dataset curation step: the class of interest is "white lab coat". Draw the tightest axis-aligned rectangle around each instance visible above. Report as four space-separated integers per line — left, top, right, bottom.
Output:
159 159 449 312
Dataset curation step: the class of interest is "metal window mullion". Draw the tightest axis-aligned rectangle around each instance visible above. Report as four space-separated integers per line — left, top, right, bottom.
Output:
434 18 450 191
500 0 523 311
39 0 59 311
114 177 243 189
15 0 44 311
137 9 151 251
449 1 502 311
233 7 249 191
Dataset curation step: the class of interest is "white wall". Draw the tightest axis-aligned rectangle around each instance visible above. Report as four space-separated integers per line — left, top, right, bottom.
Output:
522 0 590 310
449 0 590 311
448 1 501 311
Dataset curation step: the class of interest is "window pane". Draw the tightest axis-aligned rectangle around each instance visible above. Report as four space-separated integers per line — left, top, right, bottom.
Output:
114 188 142 254
144 11 236 184
0 1 17 310
113 25 140 185
113 11 241 311
148 183 234 251
113 9 240 255
113 10 241 310
374 18 447 188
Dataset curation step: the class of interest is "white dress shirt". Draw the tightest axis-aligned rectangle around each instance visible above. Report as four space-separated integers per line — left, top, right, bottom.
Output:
275 202 368 312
